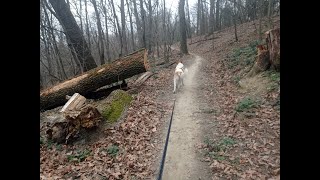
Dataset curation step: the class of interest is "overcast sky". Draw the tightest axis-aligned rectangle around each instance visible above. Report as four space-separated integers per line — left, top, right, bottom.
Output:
83 0 197 17
66 0 198 33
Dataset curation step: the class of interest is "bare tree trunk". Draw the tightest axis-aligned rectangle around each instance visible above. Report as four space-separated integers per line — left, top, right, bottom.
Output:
237 0 243 24
233 0 238 42
40 26 55 85
44 0 82 76
148 0 153 54
210 0 215 49
259 0 263 41
56 29 79 75
197 0 200 35
79 0 84 34
140 0 146 48
268 0 273 29
186 0 192 38
91 0 105 65
49 0 97 72
121 0 128 55
179 0 188 54
132 0 142 47
155 0 160 57
209 0 215 35
163 0 168 63
42 1 68 80
215 0 220 30
204 0 208 34
110 0 123 56
200 0 205 35
102 0 111 63
126 0 135 51
84 0 91 50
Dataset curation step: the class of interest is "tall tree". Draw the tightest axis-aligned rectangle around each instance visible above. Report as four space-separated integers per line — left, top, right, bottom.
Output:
179 0 188 54
121 0 128 55
268 0 273 29
101 0 111 62
132 0 142 47
154 0 160 57
185 0 192 38
163 0 169 62
126 0 136 51
91 0 106 65
84 0 91 50
209 0 215 35
200 0 205 34
110 0 123 56
215 0 220 30
258 0 263 41
48 0 97 72
42 2 68 79
197 0 200 35
140 0 147 48
148 0 153 53
233 0 238 41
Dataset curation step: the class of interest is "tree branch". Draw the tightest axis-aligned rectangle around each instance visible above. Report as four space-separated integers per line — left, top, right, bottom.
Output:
41 24 66 34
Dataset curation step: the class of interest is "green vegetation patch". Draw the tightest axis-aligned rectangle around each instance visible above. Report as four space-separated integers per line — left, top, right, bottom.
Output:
101 90 133 123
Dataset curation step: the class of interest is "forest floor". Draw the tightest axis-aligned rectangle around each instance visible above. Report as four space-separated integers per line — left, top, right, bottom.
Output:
40 15 280 180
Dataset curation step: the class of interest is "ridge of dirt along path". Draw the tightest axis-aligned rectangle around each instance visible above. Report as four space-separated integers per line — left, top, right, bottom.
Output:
162 52 213 180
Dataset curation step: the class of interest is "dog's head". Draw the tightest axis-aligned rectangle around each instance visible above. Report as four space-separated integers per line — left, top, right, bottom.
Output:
175 68 183 76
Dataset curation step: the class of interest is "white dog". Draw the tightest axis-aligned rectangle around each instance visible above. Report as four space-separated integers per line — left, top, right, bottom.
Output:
173 61 188 93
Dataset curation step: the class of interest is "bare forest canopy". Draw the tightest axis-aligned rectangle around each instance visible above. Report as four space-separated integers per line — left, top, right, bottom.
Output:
40 0 280 89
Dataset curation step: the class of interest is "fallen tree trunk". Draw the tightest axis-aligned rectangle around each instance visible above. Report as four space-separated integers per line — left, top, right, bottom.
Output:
85 80 128 99
40 48 149 110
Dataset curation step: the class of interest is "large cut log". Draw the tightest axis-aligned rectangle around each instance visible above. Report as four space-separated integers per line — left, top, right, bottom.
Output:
265 28 280 71
45 104 103 144
85 80 128 99
40 48 149 110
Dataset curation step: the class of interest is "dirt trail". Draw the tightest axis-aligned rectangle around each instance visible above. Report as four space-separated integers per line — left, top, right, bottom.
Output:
162 54 212 180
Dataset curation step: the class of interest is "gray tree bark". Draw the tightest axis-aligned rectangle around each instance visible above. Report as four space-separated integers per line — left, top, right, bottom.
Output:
91 0 106 65
179 0 188 54
49 0 97 72
121 0 128 55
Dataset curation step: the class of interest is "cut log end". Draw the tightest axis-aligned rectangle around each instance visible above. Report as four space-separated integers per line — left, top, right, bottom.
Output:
144 50 150 71
60 93 87 113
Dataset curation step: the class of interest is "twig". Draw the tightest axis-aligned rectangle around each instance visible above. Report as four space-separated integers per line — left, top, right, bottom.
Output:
41 24 65 34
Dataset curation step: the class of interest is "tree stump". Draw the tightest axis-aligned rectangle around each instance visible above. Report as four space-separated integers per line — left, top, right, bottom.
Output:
64 105 103 143
45 103 103 144
246 28 280 77
246 45 270 78
265 28 280 71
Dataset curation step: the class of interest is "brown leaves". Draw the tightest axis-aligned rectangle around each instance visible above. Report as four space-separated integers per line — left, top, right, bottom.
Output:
41 62 176 179
187 17 280 180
